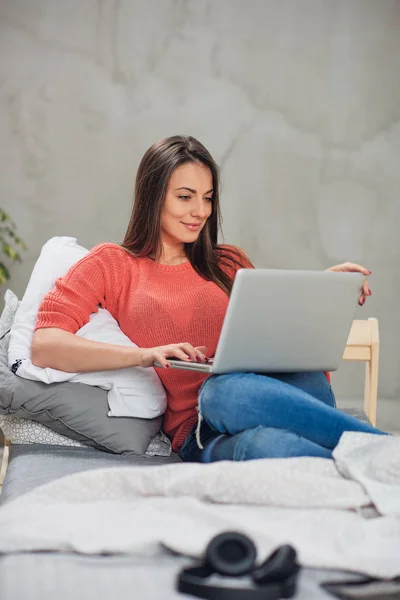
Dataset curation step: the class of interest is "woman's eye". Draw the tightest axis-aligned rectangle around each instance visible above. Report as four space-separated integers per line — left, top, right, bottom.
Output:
179 195 191 201
205 197 213 203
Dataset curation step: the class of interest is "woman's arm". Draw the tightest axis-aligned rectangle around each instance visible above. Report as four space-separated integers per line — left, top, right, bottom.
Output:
31 327 143 372
31 244 135 371
31 328 208 372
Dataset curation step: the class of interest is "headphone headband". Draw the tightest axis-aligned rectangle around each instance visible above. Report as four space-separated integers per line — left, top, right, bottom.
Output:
177 532 299 600
178 566 293 600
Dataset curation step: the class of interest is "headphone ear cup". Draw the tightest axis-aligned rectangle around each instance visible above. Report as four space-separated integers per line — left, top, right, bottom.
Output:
252 544 299 584
205 531 257 577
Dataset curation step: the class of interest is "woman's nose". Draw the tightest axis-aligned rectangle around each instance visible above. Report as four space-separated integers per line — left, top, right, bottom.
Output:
191 199 208 218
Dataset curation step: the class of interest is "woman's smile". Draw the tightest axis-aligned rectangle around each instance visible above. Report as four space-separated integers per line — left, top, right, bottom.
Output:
181 222 201 231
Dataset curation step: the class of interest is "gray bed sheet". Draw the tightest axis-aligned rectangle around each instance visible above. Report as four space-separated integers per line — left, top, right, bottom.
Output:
0 409 381 600
1 407 369 504
0 443 182 504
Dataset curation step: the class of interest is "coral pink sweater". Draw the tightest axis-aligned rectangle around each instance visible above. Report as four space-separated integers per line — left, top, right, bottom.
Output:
35 243 250 451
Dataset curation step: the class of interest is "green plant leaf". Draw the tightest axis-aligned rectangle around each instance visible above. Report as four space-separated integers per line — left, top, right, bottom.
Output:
0 262 10 284
4 226 17 239
0 209 27 278
5 230 27 251
0 210 16 230
2 242 19 261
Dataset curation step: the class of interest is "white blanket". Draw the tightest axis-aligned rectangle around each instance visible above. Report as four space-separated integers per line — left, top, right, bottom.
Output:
1 432 399 578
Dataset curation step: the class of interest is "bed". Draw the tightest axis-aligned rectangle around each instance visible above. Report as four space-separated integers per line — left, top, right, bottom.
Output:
1 281 397 600
3 406 400 600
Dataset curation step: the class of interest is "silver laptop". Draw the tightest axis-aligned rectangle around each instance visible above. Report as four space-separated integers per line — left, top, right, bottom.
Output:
158 269 365 374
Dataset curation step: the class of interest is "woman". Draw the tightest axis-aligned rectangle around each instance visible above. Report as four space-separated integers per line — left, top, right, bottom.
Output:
32 135 385 462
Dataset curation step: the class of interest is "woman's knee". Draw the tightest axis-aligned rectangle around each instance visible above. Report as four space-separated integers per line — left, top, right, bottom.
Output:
274 372 336 408
198 375 226 426
199 373 257 430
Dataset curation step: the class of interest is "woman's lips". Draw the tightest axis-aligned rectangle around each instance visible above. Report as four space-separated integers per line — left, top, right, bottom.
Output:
181 222 201 231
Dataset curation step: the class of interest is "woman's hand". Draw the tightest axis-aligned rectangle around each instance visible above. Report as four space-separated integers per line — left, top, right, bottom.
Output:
140 343 208 368
326 262 372 306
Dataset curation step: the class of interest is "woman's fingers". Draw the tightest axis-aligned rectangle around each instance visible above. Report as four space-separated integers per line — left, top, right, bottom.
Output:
195 346 208 355
178 343 209 362
178 343 201 361
194 346 208 362
341 262 371 276
153 343 208 368
153 352 170 369
328 262 371 276
327 263 372 306
359 279 372 305
362 280 371 296
173 347 195 361
348 262 371 276
165 343 205 363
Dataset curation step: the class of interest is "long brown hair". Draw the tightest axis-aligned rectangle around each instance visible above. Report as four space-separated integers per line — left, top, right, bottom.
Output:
121 135 251 295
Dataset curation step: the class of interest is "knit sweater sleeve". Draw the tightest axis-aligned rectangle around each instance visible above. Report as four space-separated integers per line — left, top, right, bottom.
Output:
34 243 126 334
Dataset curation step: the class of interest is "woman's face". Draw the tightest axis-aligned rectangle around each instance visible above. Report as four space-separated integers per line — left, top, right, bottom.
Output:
160 161 213 248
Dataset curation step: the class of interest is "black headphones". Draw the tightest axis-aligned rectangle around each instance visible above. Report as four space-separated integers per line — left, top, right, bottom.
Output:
177 531 300 600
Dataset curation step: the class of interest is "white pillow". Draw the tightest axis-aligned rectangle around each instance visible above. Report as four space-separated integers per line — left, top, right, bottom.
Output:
8 236 87 368
8 237 167 419
0 289 19 340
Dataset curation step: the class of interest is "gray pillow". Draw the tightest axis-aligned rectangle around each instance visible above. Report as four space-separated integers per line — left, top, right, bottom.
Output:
0 334 162 455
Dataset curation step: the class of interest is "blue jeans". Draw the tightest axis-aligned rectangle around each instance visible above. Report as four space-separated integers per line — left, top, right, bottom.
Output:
179 372 386 462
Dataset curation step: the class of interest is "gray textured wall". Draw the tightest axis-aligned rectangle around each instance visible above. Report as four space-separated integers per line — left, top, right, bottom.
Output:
0 0 399 409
